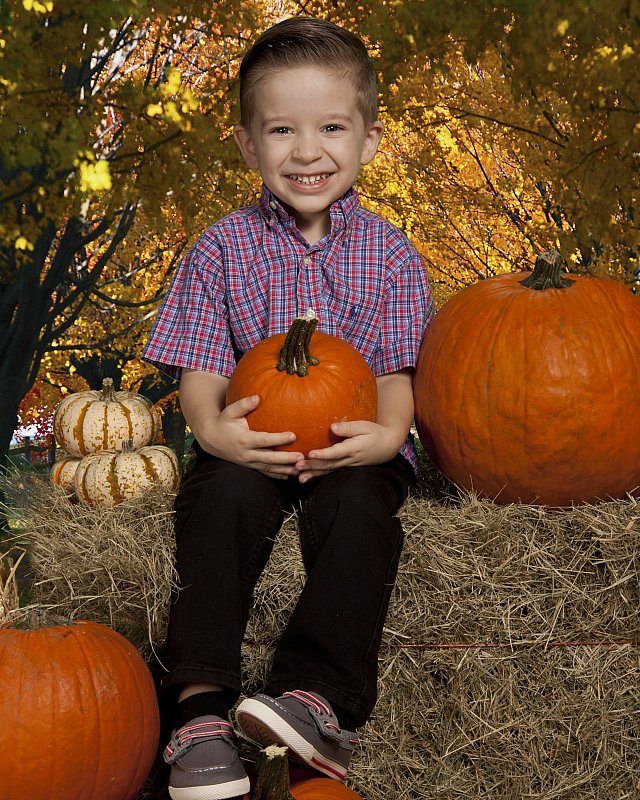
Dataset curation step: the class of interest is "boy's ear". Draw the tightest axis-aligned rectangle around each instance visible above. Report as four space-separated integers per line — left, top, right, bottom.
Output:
360 120 384 166
233 124 259 169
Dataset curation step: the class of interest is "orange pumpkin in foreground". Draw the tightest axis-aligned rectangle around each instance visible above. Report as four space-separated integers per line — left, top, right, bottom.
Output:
0 616 160 800
291 777 363 799
226 310 377 456
414 250 640 506
251 744 364 800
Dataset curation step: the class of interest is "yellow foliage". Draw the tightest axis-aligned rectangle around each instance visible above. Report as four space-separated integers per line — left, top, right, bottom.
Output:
14 237 34 252
79 160 112 193
160 68 183 98
23 0 53 13
163 100 183 125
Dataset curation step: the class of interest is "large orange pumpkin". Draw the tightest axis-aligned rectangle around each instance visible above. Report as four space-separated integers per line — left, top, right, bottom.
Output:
226 310 377 456
414 250 640 506
0 615 160 800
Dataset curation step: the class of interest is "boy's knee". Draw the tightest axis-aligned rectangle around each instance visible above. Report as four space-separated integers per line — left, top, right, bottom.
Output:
329 465 402 509
308 466 402 528
179 459 278 513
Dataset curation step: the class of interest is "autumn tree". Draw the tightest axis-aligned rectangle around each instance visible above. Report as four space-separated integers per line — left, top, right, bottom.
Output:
7 0 639 471
0 0 264 468
333 0 639 281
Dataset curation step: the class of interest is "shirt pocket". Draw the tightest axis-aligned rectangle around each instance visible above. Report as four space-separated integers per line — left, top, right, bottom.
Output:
325 270 384 346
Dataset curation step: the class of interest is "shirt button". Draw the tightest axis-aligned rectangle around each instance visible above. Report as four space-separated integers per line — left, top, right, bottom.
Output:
270 201 277 210
303 256 311 266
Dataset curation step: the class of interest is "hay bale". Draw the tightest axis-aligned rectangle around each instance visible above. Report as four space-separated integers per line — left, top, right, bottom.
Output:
345 488 640 799
4 462 640 799
3 474 176 660
0 548 24 624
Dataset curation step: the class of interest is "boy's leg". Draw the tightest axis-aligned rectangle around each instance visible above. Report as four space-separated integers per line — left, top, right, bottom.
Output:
268 455 412 724
161 453 288 799
236 456 412 779
162 452 287 695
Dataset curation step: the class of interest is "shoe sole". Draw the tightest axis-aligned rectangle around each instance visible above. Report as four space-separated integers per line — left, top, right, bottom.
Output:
235 697 347 781
168 774 250 800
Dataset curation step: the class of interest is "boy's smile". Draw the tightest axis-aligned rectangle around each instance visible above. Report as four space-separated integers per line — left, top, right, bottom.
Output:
234 66 383 244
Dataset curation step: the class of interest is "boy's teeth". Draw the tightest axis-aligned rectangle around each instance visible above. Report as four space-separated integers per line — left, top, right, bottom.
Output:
291 174 328 184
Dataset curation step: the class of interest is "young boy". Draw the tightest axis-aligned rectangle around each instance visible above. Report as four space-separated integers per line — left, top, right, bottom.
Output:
143 16 434 800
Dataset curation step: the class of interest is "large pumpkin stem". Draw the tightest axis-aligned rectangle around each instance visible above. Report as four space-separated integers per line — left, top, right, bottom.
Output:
276 309 320 377
252 744 295 800
519 250 574 290
8 607 76 630
101 377 117 401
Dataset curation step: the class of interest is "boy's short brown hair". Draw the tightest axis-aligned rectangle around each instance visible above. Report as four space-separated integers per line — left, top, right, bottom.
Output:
238 17 378 126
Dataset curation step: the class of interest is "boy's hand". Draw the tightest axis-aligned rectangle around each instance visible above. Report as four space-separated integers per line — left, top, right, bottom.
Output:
293 419 400 482
293 368 416 483
201 394 304 479
179 371 303 479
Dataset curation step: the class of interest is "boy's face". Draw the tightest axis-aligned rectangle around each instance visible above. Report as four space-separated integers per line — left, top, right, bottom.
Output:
234 66 383 242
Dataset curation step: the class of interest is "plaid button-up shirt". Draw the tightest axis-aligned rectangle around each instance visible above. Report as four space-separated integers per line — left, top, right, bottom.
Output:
143 185 434 470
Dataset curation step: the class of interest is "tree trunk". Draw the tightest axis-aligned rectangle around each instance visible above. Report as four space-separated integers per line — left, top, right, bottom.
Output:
136 372 186 460
0 387 21 535
162 405 187 462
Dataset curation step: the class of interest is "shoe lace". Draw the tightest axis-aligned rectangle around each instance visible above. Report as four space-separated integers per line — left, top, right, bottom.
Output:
284 690 332 717
283 690 358 744
163 719 236 764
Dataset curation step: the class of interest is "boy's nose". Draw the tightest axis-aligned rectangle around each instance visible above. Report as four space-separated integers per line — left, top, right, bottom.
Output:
292 134 322 162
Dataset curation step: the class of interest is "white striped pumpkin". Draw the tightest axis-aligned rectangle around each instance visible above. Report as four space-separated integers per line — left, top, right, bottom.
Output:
53 378 158 457
49 455 82 493
73 441 181 507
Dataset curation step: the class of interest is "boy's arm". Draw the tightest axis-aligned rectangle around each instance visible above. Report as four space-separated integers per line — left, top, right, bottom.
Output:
294 368 414 482
179 368 303 479
369 369 415 454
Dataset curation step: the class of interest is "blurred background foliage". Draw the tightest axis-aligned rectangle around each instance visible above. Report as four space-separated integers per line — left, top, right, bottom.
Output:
1 0 638 460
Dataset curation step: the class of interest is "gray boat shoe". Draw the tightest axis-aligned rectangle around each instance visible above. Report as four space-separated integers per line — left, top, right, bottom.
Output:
235 690 359 781
163 715 250 800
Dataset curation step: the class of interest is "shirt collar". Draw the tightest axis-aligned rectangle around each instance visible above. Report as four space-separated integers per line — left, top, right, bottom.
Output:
258 184 360 236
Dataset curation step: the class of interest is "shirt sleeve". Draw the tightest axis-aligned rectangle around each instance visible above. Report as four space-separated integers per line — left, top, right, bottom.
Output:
142 234 237 380
372 234 435 376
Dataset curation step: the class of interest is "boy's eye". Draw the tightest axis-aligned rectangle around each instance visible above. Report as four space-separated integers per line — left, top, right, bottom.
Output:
269 126 291 135
323 124 345 133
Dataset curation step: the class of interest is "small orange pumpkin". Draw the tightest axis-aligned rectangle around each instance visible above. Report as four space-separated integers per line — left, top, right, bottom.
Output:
226 310 377 456
251 744 363 800
291 778 364 799
0 615 160 800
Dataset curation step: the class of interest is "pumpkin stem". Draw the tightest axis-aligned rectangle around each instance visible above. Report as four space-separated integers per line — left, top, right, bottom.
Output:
252 744 295 800
9 608 77 630
101 377 117 401
276 309 320 377
121 439 135 453
519 250 575 290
